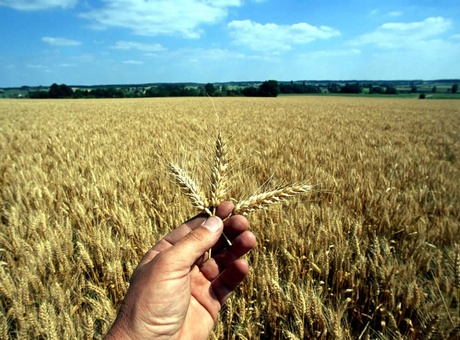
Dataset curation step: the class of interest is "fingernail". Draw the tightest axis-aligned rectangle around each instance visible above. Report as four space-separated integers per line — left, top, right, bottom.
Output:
202 216 222 233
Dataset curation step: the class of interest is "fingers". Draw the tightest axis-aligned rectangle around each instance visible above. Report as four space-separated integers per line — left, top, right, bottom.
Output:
161 216 224 269
139 201 250 268
143 213 209 259
211 214 250 253
199 230 256 280
152 202 235 250
215 201 234 219
144 202 240 255
211 259 250 305
223 214 250 239
161 213 208 245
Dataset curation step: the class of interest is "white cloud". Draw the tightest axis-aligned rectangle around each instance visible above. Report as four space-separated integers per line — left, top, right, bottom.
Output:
123 60 144 65
27 64 48 70
143 47 245 63
81 0 242 38
370 9 403 17
228 20 340 52
42 36 81 46
388 11 403 17
350 17 452 49
112 41 166 52
370 9 379 16
361 38 460 79
174 47 245 61
304 49 361 59
0 0 76 11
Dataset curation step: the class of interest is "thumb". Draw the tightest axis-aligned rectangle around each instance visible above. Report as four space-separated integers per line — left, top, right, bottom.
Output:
168 216 223 267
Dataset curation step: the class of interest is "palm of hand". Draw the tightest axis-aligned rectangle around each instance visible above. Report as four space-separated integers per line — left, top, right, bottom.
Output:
106 202 255 340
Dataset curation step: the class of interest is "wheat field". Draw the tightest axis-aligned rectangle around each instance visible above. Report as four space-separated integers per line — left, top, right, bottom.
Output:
0 96 459 339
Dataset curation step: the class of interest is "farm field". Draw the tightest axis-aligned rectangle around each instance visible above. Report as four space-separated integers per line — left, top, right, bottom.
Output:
0 96 459 339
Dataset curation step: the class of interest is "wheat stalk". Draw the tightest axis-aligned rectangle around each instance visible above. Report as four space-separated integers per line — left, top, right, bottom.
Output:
168 163 212 216
168 162 232 253
234 184 312 216
169 137 312 219
168 134 312 257
210 132 229 209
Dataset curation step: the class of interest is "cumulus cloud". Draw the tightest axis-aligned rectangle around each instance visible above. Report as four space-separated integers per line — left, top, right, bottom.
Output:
350 16 452 49
388 11 403 17
228 20 340 52
0 0 76 11
26 64 48 70
370 9 403 17
81 0 243 38
123 60 144 65
112 41 166 52
170 47 245 61
370 9 379 16
42 36 81 46
304 49 362 59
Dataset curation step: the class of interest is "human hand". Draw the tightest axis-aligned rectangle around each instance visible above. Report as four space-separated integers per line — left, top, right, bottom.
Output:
105 201 256 340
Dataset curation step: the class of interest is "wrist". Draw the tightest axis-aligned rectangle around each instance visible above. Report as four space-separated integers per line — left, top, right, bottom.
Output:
104 323 134 340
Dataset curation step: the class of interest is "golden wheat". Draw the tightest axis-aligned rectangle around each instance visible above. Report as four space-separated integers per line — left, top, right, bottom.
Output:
0 96 459 339
168 130 312 253
168 163 211 215
169 131 312 224
210 132 229 208
234 184 312 215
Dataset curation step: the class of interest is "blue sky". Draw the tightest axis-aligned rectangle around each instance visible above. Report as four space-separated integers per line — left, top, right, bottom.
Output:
1 0 459 87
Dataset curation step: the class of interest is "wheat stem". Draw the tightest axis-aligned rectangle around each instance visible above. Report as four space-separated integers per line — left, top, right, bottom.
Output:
234 184 312 216
168 164 212 216
168 163 232 259
210 132 229 207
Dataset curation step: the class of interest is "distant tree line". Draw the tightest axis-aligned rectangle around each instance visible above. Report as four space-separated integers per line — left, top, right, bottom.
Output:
325 82 399 94
28 81 283 99
26 81 459 99
279 81 321 94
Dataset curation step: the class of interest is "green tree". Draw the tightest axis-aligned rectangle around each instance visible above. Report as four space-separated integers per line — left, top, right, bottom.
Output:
279 82 294 94
385 86 398 94
145 86 168 97
432 86 437 93
258 80 279 97
48 83 73 98
340 83 362 94
204 83 216 96
452 84 458 94
327 82 341 93
241 86 259 97
369 86 385 94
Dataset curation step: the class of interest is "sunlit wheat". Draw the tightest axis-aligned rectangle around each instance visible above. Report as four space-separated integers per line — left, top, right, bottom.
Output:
0 96 459 339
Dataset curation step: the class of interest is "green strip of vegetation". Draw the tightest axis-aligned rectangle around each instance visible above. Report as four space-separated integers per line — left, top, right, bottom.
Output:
1 80 458 99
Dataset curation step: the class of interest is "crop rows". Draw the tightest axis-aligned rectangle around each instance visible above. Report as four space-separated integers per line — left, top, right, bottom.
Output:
0 96 459 339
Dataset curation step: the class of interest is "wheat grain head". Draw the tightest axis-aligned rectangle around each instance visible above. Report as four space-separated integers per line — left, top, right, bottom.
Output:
168 163 212 216
210 132 229 209
234 184 312 216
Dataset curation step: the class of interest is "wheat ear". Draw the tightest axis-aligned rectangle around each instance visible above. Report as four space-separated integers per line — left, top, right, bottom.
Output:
234 184 312 216
210 132 229 208
168 164 212 216
168 163 232 256
207 132 232 248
